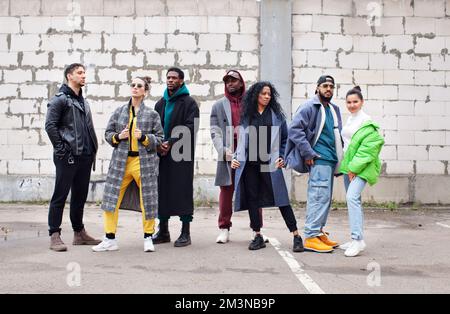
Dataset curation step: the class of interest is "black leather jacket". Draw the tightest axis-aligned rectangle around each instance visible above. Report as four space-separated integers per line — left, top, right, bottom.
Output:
45 85 98 169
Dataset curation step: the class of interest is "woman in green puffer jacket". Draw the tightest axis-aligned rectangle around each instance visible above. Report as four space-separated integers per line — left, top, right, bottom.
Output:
338 86 384 257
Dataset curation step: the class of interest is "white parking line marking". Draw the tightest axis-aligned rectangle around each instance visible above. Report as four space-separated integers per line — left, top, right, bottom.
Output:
269 237 325 294
436 222 450 229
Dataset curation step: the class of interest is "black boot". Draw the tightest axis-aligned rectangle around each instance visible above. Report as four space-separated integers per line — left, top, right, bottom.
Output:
293 235 304 253
153 220 171 244
174 222 191 247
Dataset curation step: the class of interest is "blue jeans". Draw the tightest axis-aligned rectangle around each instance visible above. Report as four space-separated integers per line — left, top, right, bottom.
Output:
304 164 335 239
344 174 367 240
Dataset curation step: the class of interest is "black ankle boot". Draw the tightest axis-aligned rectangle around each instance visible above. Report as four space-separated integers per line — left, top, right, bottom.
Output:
153 220 171 244
174 222 191 247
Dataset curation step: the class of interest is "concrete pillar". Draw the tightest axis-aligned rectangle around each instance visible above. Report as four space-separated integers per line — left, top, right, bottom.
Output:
260 0 292 120
260 0 293 194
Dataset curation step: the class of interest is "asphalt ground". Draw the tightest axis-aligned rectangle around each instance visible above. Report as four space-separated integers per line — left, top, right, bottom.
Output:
1 203 450 294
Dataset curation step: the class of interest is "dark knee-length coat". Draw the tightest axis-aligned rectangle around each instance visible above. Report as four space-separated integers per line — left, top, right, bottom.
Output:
234 109 291 212
101 100 164 220
154 92 200 217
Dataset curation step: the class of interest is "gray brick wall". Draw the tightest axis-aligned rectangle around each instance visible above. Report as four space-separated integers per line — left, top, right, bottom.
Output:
0 0 449 203
0 0 260 178
292 0 450 177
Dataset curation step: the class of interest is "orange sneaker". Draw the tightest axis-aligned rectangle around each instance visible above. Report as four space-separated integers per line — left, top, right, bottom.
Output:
318 232 339 248
304 237 334 253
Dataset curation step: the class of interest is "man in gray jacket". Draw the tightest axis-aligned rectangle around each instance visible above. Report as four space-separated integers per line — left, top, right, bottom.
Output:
285 75 343 253
210 70 265 244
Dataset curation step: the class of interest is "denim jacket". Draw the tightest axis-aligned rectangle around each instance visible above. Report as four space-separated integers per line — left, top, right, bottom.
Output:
285 95 342 173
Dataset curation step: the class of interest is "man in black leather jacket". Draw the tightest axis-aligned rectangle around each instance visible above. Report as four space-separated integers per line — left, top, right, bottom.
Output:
45 63 101 252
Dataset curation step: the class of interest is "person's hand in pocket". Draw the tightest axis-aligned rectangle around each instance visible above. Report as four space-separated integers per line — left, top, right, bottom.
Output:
348 171 356 182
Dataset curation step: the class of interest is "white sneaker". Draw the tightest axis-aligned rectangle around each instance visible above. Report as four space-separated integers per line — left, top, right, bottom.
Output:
344 240 366 257
92 237 119 252
339 241 353 250
144 237 155 252
253 232 269 243
216 229 230 244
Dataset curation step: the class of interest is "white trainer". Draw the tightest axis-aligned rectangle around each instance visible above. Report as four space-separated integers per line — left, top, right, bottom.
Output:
92 237 119 252
339 241 353 250
344 240 366 257
144 237 155 252
216 229 230 244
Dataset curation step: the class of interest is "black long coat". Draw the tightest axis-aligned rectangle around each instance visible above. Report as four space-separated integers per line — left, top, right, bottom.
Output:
154 94 200 217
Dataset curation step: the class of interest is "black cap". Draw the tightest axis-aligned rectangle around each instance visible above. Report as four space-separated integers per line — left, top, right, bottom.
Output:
317 75 335 86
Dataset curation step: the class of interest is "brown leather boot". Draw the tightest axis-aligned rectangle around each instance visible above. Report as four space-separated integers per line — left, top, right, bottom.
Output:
50 233 67 252
73 228 101 245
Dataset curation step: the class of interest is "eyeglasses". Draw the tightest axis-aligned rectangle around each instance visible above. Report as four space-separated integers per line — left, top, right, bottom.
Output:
320 84 335 89
131 83 144 89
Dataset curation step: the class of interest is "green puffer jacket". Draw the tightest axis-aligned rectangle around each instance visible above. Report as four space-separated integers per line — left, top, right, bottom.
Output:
339 121 385 186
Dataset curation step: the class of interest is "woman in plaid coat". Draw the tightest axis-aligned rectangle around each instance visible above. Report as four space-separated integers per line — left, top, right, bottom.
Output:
93 76 164 253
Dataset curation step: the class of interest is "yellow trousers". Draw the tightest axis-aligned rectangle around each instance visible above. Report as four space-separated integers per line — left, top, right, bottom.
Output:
104 157 155 235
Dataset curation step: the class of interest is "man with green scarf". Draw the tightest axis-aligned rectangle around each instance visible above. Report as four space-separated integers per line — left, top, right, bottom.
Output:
153 67 200 248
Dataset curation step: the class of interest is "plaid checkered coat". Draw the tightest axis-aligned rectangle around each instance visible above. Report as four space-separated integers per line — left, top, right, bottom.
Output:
101 101 164 219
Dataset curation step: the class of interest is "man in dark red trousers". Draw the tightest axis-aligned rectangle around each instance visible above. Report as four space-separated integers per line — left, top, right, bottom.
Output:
210 70 266 244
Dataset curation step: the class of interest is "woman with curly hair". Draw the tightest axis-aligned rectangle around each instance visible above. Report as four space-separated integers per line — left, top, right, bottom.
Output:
231 82 304 252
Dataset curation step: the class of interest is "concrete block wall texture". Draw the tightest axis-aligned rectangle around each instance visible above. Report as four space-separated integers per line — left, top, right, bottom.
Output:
292 0 450 203
0 0 449 204
0 0 260 190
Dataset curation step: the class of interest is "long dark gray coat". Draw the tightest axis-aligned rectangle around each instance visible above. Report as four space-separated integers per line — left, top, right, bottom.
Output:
234 109 290 212
101 100 164 219
210 96 234 187
154 94 199 217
